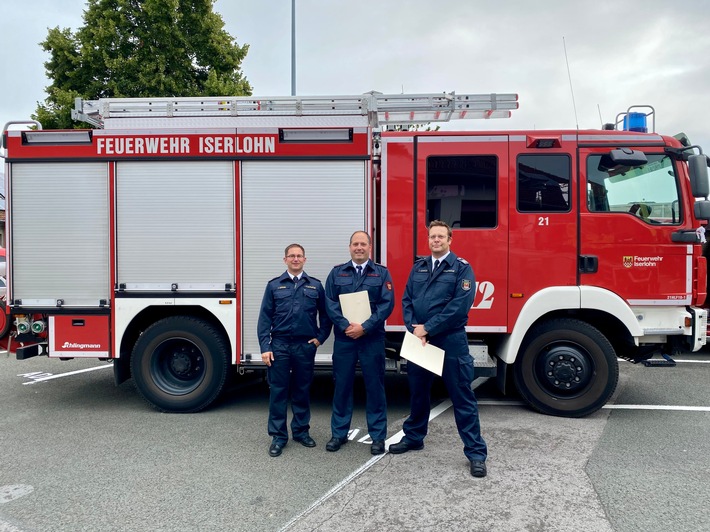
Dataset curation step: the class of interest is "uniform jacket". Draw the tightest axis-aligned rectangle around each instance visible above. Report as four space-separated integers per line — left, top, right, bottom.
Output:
402 252 475 337
325 261 394 340
257 271 332 352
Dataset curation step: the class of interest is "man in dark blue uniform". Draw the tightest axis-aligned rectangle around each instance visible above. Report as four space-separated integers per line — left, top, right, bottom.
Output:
324 231 394 455
390 220 488 478
258 244 332 458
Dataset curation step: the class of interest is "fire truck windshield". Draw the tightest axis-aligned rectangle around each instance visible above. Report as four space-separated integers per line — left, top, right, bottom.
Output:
587 153 680 224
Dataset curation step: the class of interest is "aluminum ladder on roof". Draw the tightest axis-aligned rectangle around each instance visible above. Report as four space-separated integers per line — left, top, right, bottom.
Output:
72 91 519 128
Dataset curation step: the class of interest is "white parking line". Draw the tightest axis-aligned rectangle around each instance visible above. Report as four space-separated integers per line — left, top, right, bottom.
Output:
477 399 710 412
20 364 112 385
0 485 34 504
281 399 456 532
280 377 487 531
603 404 710 411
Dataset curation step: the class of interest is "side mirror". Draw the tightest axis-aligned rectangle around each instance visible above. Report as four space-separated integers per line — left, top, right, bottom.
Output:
689 154 710 198
694 200 710 221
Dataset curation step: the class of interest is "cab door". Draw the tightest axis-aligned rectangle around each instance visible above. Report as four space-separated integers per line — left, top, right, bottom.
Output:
580 147 691 304
413 134 509 332
508 138 578 329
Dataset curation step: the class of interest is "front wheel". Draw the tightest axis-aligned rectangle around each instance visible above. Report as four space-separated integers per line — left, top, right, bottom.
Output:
131 316 230 413
513 318 618 417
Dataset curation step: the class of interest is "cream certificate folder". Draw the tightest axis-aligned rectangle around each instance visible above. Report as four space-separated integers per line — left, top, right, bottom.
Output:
401 331 445 376
339 291 372 323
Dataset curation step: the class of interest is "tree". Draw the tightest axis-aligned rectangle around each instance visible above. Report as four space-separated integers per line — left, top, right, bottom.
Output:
35 0 251 129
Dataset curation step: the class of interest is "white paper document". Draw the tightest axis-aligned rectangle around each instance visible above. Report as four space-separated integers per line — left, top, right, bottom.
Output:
400 331 445 376
339 291 372 324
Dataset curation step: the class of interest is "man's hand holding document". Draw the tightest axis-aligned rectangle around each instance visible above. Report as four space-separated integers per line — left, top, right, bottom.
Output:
400 331 445 376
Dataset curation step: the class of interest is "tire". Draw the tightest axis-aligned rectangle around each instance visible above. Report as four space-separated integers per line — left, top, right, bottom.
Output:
130 316 230 413
513 318 619 417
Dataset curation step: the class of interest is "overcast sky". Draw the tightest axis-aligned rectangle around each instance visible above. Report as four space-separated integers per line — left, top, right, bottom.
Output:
1 0 709 149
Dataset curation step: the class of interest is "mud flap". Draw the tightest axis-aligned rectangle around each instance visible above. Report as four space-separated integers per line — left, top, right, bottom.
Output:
113 354 131 385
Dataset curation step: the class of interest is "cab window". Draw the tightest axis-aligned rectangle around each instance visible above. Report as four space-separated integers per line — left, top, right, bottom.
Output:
426 155 497 228
517 154 571 212
587 153 681 224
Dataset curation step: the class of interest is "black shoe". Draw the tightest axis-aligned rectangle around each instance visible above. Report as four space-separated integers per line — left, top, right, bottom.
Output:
388 440 424 454
294 435 316 448
470 460 487 478
269 442 285 457
325 436 348 452
371 440 385 455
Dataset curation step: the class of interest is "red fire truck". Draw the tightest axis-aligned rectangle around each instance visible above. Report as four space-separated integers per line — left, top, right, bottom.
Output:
2 92 709 417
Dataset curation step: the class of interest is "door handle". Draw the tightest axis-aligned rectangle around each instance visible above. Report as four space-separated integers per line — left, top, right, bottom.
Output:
579 255 598 273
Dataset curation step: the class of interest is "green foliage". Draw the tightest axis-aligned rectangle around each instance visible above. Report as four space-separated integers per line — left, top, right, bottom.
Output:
34 0 251 128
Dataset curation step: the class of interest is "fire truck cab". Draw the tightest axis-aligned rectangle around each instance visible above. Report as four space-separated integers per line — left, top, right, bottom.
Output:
2 94 708 417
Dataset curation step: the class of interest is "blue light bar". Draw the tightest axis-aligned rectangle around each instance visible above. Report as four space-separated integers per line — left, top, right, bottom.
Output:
622 112 648 133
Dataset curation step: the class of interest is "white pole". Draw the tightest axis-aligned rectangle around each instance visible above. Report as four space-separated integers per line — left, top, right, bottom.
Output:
291 0 296 96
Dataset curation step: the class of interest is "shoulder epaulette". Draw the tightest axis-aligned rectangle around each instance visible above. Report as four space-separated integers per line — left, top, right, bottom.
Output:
456 257 469 265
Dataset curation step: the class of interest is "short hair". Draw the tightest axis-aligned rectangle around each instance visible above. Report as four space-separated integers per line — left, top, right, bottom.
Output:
284 243 305 257
349 231 371 245
428 220 452 238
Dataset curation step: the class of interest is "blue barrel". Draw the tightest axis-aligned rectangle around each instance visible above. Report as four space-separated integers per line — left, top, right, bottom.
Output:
623 112 648 133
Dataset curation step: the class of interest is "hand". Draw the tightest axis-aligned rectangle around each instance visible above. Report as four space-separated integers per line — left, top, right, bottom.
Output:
308 338 321 347
345 323 366 339
261 351 274 367
412 324 428 346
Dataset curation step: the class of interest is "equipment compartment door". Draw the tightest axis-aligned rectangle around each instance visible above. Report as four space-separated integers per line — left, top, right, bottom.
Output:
9 162 110 307
240 160 368 356
412 135 509 333
49 315 110 358
116 161 235 291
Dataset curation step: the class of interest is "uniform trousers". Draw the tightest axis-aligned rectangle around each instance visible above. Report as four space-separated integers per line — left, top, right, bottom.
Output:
331 336 387 441
402 330 487 461
268 338 317 445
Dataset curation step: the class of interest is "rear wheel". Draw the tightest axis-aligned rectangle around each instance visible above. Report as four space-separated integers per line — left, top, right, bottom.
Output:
0 301 10 339
131 316 230 413
513 318 618 417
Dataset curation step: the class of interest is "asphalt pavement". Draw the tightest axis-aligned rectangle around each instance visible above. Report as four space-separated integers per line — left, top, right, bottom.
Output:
1 350 709 532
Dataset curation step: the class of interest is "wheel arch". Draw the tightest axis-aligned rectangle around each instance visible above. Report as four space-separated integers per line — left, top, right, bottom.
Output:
117 304 233 384
498 286 642 364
